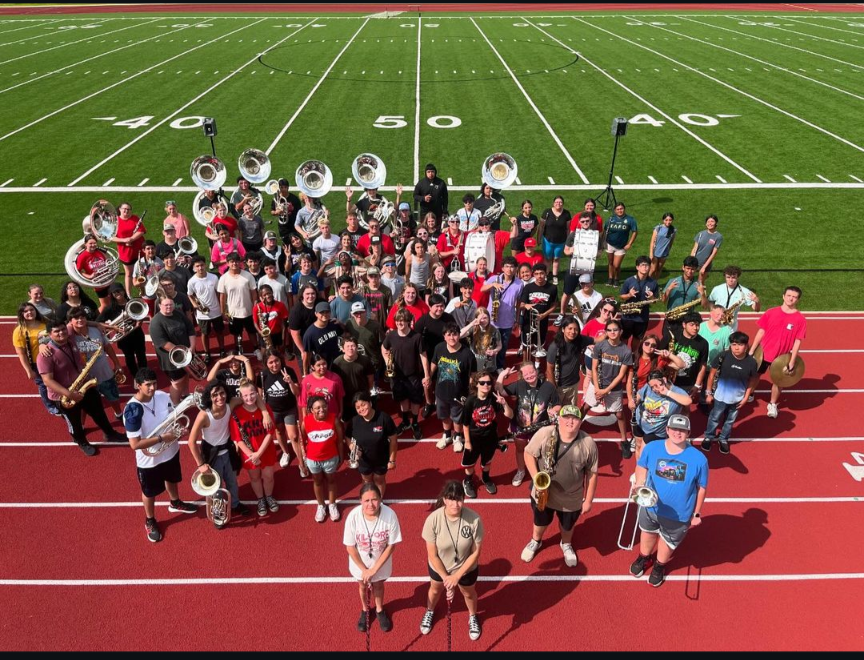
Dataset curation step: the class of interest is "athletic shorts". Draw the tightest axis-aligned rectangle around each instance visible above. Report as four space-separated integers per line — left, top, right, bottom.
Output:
621 318 647 341
632 423 666 444
94 286 111 299
542 237 565 259
583 382 624 412
436 397 464 423
306 454 340 475
199 316 224 335
393 375 425 405
358 457 388 477
164 367 187 383
137 451 182 498
563 274 582 296
638 506 691 551
606 244 627 257
531 495 581 531
273 409 298 426
461 436 498 468
97 378 120 402
758 359 772 375
229 315 256 337
428 564 479 587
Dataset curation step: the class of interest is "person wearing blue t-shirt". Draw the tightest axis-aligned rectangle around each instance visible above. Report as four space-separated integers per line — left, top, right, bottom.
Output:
648 212 676 280
629 414 708 588
632 370 692 461
604 202 638 287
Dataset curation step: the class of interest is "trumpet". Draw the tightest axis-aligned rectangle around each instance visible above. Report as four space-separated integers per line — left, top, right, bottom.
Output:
168 345 209 381
619 297 663 315
617 481 659 551
143 392 204 456
104 298 149 343
665 298 703 322
349 439 361 469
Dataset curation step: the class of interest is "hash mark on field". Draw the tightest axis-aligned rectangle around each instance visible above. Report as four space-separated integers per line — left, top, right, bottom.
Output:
716 175 728 183
548 177 556 185
172 178 182 187
784 174 797 183
345 178 352 186
0 179 13 187
648 176 658 184
817 175 831 183
33 178 46 187
102 178 114 186
682 175 693 184
447 178 453 185
615 176 624 184
138 178 149 187
850 175 864 183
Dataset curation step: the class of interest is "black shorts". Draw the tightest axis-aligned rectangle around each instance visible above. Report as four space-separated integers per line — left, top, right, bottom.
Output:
392 374 425 405
229 315 256 336
164 367 187 382
563 273 581 297
94 286 111 299
199 316 224 335
120 257 138 267
632 423 666 443
137 451 183 498
428 564 479 587
262 332 284 348
531 496 582 531
621 318 647 341
758 359 772 375
461 436 498 468
358 457 388 476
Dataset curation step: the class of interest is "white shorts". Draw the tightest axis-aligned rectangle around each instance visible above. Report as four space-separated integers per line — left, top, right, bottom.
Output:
583 382 624 412
605 244 627 257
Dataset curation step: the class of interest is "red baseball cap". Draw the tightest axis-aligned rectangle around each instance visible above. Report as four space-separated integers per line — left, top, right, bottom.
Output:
524 238 537 247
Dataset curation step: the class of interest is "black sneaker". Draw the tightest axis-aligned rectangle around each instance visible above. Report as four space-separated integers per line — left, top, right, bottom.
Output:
700 438 713 452
396 419 411 434
483 478 498 495
411 422 423 440
76 441 98 457
468 614 482 641
377 609 392 632
421 404 435 419
357 609 374 633
168 500 197 514
629 553 654 578
463 477 478 499
648 562 666 587
104 431 127 444
145 517 162 543
719 439 730 455
233 502 251 517
621 439 633 459
257 498 267 517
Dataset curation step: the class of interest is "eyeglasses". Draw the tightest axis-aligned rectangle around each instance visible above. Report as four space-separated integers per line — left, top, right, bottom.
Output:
477 381 493 386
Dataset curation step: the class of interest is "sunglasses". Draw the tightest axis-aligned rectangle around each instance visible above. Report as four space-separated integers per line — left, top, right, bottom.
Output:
606 327 622 332
477 381 493 386
643 341 657 347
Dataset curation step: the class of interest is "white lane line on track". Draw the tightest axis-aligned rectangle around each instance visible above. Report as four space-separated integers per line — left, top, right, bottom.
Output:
576 17 864 156
70 19 323 186
265 19 368 155
3 573 864 587
0 19 261 146
471 17 589 185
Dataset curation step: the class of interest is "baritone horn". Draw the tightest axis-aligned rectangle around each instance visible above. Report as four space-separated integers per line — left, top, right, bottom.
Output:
352 153 387 190
617 481 659 551
143 392 204 456
175 236 198 257
104 298 149 343
190 154 227 191
190 466 232 529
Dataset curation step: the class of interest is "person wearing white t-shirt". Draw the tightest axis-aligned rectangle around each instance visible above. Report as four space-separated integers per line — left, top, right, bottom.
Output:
258 258 289 306
343 483 402 633
217 252 258 355
701 264 761 332
124 368 197 543
558 273 602 326
187 256 225 360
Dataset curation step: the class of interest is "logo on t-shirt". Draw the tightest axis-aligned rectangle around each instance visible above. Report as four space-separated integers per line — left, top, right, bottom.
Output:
654 459 687 483
460 525 473 539
471 403 496 428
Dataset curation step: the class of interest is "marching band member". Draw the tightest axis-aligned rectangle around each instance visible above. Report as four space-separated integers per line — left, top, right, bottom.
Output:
259 257 290 307
630 370 692 462
158 275 193 323
426 263 452 304
509 200 539 256
423 211 443 244
384 282 429 330
497 361 561 488
392 202 416 249
253 284 289 360
299 353 346 420
518 262 533 286
699 303 732 369
187 256 225 361
470 217 509 275
313 219 342 294
382 308 429 440
260 231 288 276
344 483 401 634
110 201 146 297
415 293 455 417
619 255 659 349
57 280 100 323
446 277 478 329
703 332 758 454
605 202 638 288
350 392 399 498
230 176 259 219
290 255 325 303
238 202 265 253
436 215 465 273
560 273 602 326
380 257 405 302
302 396 345 523
272 178 302 245
460 371 513 497
430 322 476 452
343 211 369 250
346 182 401 228
405 239 433 298
662 256 704 312
204 202 238 242
66 308 124 421
586 320 634 459
413 163 449 222
358 266 391 330
75 234 113 312
294 192 324 244
666 312 710 401
519 263 557 361
569 198 603 233
258 351 304 473
627 333 684 404
149 297 196 405
545 315 594 405
456 193 481 233
288 285 318 375
301 302 343 370
218 252 258 356
208 353 253 401
749 286 807 419
521 404 597 568
155 223 181 261
160 251 192 294
648 212 676 280
356 218 396 258
346 302 384 380
482 256 524 371
474 183 505 231
98 285 148 377
131 241 163 312
537 196 572 286
702 265 761 332
460 307 500 376
210 225 246 275
162 199 189 238
514 236 543 271
420 480 484 642
27 283 59 323
331 336 375 431
124 368 197 542
560 212 602 319
691 214 723 284
329 275 369 325
468 256 491 311
14 303 59 415
187 380 251 520
629 414 707 588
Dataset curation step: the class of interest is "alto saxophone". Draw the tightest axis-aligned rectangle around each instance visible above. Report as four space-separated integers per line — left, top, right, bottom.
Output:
60 345 103 409
619 297 663 315
258 310 273 352
385 351 395 379
491 284 501 323
665 298 702 321
721 299 745 325
533 424 559 512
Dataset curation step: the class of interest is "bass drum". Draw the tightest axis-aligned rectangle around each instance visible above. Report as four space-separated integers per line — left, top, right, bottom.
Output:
569 229 600 276
464 231 496 273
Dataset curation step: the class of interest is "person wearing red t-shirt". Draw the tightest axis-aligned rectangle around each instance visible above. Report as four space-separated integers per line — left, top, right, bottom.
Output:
436 217 465 271
569 198 603 234
749 286 807 419
385 283 429 330
75 234 113 312
231 380 281 517
356 219 396 258
626 333 685 404
514 238 544 271
299 355 346 419
253 284 289 359
301 397 345 523
110 202 146 296
468 218 510 273
204 204 238 242
469 257 491 310
581 299 619 375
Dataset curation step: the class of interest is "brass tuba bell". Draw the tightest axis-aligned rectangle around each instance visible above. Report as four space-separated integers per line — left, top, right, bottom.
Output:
295 159 333 199
481 153 518 190
190 155 227 191
351 153 387 190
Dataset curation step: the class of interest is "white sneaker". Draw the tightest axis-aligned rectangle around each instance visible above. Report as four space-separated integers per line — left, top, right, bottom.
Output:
767 402 779 418
747 394 755 403
511 469 527 487
328 503 340 522
521 539 542 563
453 437 464 453
560 542 579 567
553 314 563 327
279 453 290 468
436 434 452 450
314 504 326 523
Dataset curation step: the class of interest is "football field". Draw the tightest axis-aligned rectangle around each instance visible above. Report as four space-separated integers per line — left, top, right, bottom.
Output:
1 6 863 310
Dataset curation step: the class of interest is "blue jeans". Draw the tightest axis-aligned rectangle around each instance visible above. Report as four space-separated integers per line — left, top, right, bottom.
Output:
704 399 741 441
33 373 60 415
496 326 513 371
211 451 240 509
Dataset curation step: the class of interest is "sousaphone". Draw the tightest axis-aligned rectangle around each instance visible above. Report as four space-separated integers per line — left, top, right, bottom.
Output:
295 159 333 199
238 148 271 184
481 152 518 190
190 155 227 191
351 153 387 190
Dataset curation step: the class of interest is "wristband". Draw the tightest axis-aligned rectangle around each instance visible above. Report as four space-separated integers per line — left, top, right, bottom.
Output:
693 512 701 518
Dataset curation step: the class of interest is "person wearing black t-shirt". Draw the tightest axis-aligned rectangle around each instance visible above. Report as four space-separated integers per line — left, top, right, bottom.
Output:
98 285 148 379
666 313 709 398
460 372 514 498
331 336 375 430
258 351 306 474
519 263 558 362
382 308 429 440
288 284 318 374
619 255 659 349
302 302 343 371
430 323 476 453
545 316 595 407
538 196 572 286
350 391 398 497
271 178 302 244
207 354 254 401
414 293 455 418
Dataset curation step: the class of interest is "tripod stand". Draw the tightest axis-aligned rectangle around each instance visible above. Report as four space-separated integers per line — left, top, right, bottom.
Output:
594 118 627 211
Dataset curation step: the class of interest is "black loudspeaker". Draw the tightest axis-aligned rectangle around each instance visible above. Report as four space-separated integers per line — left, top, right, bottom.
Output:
202 117 217 137
611 117 628 137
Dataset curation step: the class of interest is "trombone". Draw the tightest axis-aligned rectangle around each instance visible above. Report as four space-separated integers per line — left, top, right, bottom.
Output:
617 476 659 551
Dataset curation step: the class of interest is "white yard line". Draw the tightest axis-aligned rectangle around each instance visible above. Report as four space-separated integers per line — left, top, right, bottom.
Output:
0 19 266 146
783 16 864 36
265 19 368 155
683 16 864 70
0 18 86 46
763 23 864 50
413 17 422 185
0 18 158 67
0 19 60 37
0 20 218 96
629 17 864 102
472 17 589 185
577 17 864 155
527 18 761 183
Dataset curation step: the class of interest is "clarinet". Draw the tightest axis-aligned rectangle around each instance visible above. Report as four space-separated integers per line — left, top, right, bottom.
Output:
630 361 641 430
231 411 254 452
554 342 562 385
710 350 727 397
